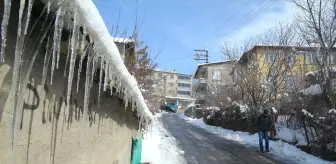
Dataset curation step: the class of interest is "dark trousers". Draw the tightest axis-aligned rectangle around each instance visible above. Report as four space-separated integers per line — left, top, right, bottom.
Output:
258 130 269 151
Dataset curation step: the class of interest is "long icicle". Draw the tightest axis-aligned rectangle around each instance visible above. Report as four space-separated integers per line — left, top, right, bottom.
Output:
63 16 72 77
90 56 97 88
0 0 13 63
41 35 53 86
103 61 109 91
23 0 34 35
12 16 54 164
10 0 27 150
76 27 87 93
82 44 93 146
67 10 78 111
56 8 64 69
98 56 104 107
50 7 63 85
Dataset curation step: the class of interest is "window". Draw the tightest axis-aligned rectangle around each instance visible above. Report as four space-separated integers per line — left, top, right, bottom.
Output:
169 82 174 87
178 75 191 80
212 69 221 81
285 75 297 92
264 51 278 63
305 52 319 64
178 83 191 88
177 91 190 96
170 75 174 79
168 90 174 95
286 54 296 66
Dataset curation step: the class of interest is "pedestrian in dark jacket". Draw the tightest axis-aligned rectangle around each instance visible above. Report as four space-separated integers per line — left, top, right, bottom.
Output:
257 109 272 152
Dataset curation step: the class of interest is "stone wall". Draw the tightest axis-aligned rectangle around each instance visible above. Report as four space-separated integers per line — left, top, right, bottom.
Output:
0 1 139 164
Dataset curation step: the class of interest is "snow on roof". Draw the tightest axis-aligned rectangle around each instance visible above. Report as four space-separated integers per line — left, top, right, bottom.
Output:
301 84 323 96
73 0 153 123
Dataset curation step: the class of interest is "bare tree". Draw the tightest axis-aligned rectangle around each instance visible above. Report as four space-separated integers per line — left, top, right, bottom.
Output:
222 23 300 111
292 0 336 108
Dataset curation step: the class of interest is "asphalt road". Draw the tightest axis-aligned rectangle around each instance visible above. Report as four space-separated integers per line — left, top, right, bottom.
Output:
160 113 299 164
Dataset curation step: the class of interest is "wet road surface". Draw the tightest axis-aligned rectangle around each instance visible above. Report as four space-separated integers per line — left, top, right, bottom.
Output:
160 113 299 164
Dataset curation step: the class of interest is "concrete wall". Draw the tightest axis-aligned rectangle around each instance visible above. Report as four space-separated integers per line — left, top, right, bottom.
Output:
0 1 139 164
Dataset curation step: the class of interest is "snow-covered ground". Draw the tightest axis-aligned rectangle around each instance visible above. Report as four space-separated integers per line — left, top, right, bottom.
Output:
142 113 186 164
179 114 333 164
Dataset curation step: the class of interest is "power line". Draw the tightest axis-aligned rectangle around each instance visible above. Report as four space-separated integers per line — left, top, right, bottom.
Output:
156 55 194 64
225 0 277 37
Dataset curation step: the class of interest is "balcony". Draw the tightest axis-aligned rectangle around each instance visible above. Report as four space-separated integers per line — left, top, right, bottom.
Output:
196 78 207 92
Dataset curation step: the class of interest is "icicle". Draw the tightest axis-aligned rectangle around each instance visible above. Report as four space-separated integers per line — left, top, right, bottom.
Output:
24 0 34 35
9 0 27 152
80 27 86 52
0 0 13 63
90 56 97 88
103 62 109 91
56 9 64 69
47 1 51 14
67 10 78 109
76 42 87 93
82 45 94 144
63 18 72 77
124 88 128 109
41 35 53 86
98 56 104 107
51 7 63 85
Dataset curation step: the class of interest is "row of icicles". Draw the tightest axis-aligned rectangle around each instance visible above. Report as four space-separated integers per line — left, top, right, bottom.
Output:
1 0 146 163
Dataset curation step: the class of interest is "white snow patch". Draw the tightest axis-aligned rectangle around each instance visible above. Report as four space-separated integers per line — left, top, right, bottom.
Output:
302 84 323 96
302 109 314 118
328 109 336 114
178 114 332 164
206 106 220 111
142 113 186 164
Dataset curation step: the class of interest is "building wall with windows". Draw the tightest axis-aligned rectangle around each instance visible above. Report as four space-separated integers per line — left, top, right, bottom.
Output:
177 74 193 98
238 46 336 95
194 61 236 106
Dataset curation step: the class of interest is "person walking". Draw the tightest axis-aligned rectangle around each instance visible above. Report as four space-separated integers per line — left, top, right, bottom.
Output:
257 109 272 152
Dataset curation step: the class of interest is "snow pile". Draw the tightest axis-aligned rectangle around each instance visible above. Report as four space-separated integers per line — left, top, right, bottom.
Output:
206 106 220 111
275 125 307 146
179 115 332 164
302 84 323 96
142 113 186 164
302 109 314 118
328 109 336 114
232 102 249 113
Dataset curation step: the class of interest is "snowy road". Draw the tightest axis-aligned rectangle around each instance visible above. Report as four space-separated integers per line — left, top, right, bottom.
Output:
160 113 299 164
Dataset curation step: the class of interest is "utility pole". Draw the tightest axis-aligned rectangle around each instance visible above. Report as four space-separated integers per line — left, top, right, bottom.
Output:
194 49 209 64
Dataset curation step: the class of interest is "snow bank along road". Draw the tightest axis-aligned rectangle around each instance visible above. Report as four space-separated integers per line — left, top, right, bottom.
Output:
160 113 299 164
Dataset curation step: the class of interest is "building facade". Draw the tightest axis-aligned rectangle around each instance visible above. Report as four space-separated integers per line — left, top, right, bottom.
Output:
234 45 336 103
153 70 195 110
194 61 236 107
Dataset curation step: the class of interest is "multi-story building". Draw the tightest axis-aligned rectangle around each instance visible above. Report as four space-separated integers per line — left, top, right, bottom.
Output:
194 61 236 107
233 45 336 102
152 70 195 110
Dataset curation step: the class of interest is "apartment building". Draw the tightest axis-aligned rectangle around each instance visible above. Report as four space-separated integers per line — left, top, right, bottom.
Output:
153 70 195 109
194 61 236 107
234 45 336 102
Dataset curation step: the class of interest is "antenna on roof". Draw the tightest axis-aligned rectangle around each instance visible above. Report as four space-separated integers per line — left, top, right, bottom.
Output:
194 49 208 63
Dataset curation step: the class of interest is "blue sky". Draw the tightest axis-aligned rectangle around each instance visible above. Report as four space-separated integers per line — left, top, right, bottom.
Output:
93 0 295 75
